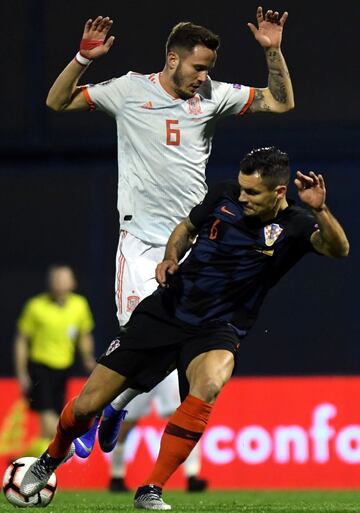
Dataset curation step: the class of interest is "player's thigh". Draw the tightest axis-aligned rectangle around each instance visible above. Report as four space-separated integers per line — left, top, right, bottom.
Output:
178 326 241 401
187 350 235 388
115 232 165 325
75 364 127 417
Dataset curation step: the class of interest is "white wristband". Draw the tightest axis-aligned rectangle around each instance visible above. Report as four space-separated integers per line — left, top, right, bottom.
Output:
75 51 92 66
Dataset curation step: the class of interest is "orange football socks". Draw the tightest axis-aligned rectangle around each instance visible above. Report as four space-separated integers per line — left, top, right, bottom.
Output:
47 397 94 459
144 394 212 488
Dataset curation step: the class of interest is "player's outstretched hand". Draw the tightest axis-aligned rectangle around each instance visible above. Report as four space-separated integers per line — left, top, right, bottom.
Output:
247 6 288 49
156 260 179 287
294 171 326 212
79 16 115 60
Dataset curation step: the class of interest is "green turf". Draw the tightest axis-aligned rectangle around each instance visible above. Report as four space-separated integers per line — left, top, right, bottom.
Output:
2 490 360 512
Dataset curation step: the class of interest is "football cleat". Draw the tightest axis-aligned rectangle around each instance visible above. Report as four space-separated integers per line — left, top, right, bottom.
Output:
20 443 75 497
134 484 171 510
74 415 100 458
98 405 127 453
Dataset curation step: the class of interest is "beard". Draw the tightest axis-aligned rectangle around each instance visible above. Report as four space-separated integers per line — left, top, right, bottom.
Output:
172 65 194 100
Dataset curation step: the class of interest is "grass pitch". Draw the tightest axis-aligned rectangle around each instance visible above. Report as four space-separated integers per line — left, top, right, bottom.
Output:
2 490 360 512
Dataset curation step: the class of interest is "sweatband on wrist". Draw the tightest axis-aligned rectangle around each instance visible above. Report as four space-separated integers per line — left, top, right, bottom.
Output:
75 51 92 66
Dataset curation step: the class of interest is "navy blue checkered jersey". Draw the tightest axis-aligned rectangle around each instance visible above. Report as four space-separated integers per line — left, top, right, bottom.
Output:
162 180 319 332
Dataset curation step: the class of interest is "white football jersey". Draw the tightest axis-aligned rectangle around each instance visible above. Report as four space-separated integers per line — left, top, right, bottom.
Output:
84 72 254 244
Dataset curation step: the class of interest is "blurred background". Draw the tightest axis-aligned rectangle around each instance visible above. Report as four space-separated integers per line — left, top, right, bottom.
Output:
1 0 359 376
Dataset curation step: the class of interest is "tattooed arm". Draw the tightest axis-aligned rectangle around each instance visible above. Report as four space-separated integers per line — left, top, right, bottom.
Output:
247 7 294 114
155 217 198 287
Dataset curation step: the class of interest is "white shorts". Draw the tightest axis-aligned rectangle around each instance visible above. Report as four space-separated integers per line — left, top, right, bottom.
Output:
125 370 180 421
115 231 165 326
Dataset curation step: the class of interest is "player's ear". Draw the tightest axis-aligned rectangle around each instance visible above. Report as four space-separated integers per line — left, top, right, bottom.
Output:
276 184 287 199
167 50 180 70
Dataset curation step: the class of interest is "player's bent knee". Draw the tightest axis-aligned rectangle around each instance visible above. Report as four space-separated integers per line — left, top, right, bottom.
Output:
190 379 223 404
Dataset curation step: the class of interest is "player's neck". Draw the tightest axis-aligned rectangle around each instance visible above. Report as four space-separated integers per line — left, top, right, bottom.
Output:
260 197 288 222
49 292 69 306
159 69 180 99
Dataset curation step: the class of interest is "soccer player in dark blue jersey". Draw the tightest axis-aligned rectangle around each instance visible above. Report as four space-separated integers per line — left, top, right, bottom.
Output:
21 147 349 510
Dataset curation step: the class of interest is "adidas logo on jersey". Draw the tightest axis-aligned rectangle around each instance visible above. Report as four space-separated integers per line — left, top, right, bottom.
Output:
141 101 153 109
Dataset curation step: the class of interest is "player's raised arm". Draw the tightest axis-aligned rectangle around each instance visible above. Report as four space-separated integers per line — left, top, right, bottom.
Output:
294 171 350 258
46 16 115 112
247 6 294 114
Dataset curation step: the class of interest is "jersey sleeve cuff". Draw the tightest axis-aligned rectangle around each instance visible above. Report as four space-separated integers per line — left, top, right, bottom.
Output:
80 86 96 112
238 87 255 116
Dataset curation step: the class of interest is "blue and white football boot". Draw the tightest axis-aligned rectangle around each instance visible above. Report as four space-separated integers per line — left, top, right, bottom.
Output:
74 415 100 458
98 406 128 453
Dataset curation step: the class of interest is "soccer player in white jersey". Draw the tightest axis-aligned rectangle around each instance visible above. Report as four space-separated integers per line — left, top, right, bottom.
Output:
43 6 294 499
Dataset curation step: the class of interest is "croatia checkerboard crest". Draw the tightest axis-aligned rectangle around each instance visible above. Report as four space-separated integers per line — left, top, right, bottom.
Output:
264 223 283 247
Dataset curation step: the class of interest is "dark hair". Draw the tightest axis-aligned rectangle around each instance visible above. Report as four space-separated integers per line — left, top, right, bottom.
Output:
166 22 220 55
239 147 290 190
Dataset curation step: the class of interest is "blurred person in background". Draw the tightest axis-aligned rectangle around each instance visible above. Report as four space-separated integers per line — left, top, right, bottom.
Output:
14 264 96 456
